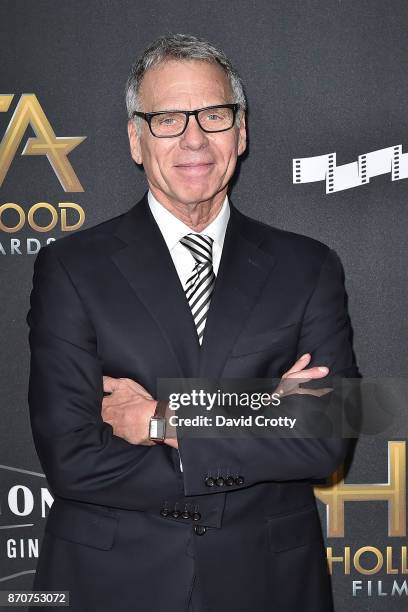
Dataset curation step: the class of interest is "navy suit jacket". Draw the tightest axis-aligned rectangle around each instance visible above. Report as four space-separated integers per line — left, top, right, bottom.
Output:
27 192 358 611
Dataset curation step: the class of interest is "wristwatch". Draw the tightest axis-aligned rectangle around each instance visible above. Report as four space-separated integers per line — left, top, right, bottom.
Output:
149 399 168 443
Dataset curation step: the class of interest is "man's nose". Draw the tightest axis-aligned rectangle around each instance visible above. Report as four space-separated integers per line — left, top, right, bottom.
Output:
179 115 208 149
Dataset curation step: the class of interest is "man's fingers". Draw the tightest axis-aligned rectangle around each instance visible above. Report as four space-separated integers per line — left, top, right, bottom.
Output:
275 364 330 398
300 387 333 397
281 355 330 382
284 366 329 380
282 353 311 378
103 375 120 393
283 386 333 398
102 376 154 401
119 377 154 399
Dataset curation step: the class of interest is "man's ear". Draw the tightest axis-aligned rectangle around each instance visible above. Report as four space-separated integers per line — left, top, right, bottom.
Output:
237 112 247 157
127 119 143 165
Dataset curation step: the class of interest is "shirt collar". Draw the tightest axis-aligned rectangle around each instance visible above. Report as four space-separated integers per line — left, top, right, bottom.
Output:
147 189 230 252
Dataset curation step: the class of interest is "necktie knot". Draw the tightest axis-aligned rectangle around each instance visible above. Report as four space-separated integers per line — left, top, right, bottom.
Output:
179 233 214 266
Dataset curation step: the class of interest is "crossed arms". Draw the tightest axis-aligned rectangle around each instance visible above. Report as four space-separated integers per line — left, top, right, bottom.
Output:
27 242 358 508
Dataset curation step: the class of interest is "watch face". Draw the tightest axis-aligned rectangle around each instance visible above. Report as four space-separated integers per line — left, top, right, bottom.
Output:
149 417 166 440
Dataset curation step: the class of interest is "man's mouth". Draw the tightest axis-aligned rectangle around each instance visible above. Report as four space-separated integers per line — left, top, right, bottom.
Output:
175 162 214 167
174 162 215 175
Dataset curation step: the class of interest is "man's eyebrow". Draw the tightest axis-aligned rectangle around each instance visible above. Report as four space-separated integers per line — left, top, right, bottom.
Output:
149 102 230 113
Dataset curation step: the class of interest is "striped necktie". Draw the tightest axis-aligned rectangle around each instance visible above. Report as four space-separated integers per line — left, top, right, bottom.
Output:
179 233 216 345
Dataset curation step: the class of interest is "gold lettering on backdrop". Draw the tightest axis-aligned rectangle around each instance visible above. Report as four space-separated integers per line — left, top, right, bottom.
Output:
387 546 399 574
354 547 383 575
0 94 86 191
0 202 85 233
59 203 84 231
0 203 25 232
315 441 406 537
327 546 351 574
327 546 408 575
28 203 58 232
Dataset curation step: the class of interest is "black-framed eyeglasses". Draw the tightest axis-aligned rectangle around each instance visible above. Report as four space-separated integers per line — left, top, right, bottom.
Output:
132 103 240 138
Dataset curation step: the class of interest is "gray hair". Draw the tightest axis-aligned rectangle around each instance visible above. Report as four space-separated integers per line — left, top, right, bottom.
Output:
125 33 247 134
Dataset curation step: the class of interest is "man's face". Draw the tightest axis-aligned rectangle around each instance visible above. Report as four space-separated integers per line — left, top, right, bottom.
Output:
127 59 246 207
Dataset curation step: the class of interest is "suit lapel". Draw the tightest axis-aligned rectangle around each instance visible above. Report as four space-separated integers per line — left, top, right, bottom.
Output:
198 201 276 378
111 192 200 379
110 192 276 381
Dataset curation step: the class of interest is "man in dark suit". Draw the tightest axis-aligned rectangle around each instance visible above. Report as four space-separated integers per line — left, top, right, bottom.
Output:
27 34 358 611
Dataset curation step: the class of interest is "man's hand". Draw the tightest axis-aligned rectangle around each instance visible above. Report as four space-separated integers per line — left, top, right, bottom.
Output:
102 377 158 446
276 353 332 398
101 354 330 447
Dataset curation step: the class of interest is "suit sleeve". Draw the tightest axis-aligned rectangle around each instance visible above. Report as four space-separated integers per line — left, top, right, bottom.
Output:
177 247 359 496
27 244 180 511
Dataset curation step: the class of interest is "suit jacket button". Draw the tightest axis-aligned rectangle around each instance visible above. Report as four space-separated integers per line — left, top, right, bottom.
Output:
194 525 207 536
205 476 215 487
172 510 181 518
160 508 169 517
226 476 235 486
192 512 201 521
215 476 225 486
182 510 190 519
235 476 245 485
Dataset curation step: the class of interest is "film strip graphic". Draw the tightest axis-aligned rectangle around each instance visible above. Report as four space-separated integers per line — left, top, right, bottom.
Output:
293 145 408 193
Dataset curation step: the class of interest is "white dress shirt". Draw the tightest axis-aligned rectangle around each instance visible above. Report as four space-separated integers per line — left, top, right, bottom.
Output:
147 189 230 470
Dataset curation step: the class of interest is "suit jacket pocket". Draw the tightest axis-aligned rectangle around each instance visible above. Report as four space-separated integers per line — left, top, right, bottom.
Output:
267 504 323 552
230 322 299 357
45 499 118 550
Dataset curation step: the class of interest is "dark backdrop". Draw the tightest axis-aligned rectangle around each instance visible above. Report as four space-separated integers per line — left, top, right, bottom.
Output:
1 2 407 610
